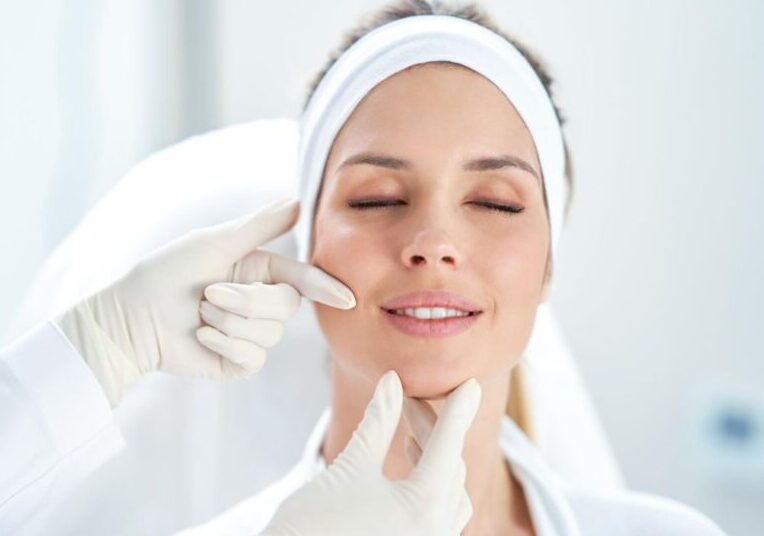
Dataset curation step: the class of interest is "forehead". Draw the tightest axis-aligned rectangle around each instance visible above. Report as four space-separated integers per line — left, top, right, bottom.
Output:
324 62 538 175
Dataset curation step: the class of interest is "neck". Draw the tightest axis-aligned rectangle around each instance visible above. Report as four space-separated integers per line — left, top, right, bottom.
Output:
321 361 535 535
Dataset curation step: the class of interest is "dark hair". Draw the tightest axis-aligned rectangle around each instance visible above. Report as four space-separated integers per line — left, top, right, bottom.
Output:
302 0 574 223
304 0 574 439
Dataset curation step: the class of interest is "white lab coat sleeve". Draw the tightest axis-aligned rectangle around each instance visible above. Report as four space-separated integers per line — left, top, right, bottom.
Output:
0 319 125 532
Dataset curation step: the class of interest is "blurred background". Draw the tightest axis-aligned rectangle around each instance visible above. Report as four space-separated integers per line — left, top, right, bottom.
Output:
1 0 762 534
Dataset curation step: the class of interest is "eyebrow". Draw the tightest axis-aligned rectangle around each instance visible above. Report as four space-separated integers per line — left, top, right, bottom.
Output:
337 151 540 183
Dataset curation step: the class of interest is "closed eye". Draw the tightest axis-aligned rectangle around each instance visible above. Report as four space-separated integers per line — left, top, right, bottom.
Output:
475 201 524 214
347 199 405 210
347 199 524 214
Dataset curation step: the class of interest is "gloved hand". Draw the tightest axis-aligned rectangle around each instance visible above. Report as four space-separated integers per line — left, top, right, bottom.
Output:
55 198 356 406
261 371 482 536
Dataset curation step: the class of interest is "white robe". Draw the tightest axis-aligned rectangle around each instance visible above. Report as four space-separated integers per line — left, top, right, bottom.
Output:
178 407 728 536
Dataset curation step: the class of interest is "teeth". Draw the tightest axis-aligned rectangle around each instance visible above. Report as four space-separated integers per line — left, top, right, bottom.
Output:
391 307 472 319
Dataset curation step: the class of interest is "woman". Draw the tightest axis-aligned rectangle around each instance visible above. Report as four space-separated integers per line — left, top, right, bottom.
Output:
185 1 727 534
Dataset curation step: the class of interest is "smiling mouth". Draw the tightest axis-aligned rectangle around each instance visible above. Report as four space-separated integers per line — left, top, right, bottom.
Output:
382 307 482 319
380 306 483 337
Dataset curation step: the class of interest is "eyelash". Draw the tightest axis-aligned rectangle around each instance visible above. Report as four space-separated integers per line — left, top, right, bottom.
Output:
347 199 524 214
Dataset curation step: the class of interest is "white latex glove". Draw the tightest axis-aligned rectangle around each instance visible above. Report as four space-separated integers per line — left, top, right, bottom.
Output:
55 198 356 406
261 370 482 536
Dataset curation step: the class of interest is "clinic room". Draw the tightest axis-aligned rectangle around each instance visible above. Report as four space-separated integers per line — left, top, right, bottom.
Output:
1 1 762 535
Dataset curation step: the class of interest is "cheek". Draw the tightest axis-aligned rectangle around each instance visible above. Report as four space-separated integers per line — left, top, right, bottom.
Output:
309 215 395 384
310 214 384 330
482 227 548 360
488 232 548 301
310 213 386 298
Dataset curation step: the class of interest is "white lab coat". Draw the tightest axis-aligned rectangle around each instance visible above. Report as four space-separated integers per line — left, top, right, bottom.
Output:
0 319 123 532
178 407 728 536
1 119 627 534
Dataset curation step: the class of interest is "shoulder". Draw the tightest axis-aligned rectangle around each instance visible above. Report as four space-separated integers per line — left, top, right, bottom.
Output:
564 486 727 536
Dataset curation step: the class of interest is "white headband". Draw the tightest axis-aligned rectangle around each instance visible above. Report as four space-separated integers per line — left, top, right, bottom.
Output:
294 14 567 272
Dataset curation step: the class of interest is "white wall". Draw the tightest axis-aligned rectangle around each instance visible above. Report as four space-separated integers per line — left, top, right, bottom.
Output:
0 0 188 329
1 1 761 534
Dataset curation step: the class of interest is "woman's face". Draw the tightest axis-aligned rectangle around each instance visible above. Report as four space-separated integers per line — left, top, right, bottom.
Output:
310 63 551 398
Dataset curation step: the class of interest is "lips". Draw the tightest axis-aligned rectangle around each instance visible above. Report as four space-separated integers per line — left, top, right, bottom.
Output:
381 290 483 313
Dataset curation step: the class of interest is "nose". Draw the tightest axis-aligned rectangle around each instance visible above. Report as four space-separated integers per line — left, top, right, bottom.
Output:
401 228 461 268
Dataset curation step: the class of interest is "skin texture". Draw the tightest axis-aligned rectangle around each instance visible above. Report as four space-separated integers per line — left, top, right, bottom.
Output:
309 63 549 534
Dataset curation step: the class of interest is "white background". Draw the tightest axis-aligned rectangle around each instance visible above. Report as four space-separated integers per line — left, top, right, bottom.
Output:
1 1 762 534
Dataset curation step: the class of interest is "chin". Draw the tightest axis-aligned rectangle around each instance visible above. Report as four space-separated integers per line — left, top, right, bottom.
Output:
390 357 473 400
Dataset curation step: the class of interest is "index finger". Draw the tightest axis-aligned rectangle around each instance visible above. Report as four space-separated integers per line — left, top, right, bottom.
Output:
409 378 482 489
263 249 356 309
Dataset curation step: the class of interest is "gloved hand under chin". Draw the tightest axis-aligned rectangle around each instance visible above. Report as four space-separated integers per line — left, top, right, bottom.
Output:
261 371 482 536
55 198 356 406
